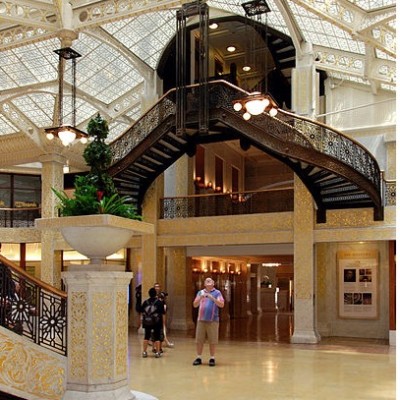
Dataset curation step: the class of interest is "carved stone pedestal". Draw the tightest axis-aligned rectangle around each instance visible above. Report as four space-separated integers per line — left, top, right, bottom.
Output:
62 265 135 400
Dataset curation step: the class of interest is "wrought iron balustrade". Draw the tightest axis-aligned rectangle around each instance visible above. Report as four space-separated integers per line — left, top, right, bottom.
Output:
0 207 41 228
109 80 385 221
160 188 294 219
384 179 396 206
0 255 67 356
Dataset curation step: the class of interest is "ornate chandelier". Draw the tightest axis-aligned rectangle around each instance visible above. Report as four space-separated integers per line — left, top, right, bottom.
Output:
45 47 88 147
233 91 278 120
233 0 278 120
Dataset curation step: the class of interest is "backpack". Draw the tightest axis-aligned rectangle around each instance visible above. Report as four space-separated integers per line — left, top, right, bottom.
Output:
142 300 161 327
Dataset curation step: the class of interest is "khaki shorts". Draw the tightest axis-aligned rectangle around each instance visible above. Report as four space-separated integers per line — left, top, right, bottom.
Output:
195 321 219 345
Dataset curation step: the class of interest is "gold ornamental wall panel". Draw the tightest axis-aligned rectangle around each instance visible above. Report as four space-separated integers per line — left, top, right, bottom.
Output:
0 329 65 400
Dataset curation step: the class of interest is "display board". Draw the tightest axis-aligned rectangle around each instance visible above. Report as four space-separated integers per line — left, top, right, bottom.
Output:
337 250 378 319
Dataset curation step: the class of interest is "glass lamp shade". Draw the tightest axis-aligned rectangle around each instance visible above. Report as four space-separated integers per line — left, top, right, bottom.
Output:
58 128 76 146
269 107 278 117
233 102 243 112
46 132 54 140
243 112 251 121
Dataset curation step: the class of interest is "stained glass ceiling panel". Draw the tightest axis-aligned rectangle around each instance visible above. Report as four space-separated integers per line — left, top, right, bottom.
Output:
72 34 144 103
0 39 59 90
0 114 18 136
288 2 365 54
350 0 396 10
11 94 54 128
104 11 177 69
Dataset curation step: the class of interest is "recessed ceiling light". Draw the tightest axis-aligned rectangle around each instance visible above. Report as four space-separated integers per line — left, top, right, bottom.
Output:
209 22 218 30
242 65 251 72
226 45 236 53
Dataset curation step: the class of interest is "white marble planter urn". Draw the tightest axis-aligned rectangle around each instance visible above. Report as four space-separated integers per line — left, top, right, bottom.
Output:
35 214 154 264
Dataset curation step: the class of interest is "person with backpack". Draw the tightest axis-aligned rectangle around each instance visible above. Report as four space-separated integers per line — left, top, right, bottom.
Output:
141 287 165 358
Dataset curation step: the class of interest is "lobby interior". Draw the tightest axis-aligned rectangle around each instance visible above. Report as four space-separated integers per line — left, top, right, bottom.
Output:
0 1 396 399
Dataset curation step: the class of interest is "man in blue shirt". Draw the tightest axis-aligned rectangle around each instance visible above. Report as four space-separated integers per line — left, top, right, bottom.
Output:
192 277 224 366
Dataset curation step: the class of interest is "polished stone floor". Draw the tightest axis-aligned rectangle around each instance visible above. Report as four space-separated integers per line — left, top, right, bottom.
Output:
128 313 396 400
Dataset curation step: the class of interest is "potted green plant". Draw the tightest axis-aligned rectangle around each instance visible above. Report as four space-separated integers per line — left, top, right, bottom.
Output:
37 114 153 263
52 113 141 220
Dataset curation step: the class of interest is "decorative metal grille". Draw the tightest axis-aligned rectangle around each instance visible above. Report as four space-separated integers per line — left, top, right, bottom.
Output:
0 207 41 228
160 188 294 219
0 259 67 356
384 180 396 206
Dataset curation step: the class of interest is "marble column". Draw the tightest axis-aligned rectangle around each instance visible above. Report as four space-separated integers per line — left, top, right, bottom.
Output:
291 42 319 118
141 177 164 293
291 176 319 344
39 152 66 287
62 265 135 400
165 247 195 331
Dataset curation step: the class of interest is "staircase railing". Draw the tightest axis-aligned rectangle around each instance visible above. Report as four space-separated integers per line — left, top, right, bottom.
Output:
108 80 390 215
160 187 294 219
0 255 67 355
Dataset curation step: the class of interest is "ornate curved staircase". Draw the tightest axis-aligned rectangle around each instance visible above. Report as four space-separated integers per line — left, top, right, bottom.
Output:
108 80 383 223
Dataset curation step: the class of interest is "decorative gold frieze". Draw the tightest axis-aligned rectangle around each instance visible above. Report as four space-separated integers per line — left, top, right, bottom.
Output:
116 290 128 377
0 330 65 400
69 292 88 381
92 292 113 380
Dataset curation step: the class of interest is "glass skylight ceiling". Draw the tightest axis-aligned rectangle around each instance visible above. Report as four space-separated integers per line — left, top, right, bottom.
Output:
350 0 396 10
104 11 177 69
0 0 396 145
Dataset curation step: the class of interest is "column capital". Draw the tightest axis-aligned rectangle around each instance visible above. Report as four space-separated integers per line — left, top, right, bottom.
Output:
39 152 67 165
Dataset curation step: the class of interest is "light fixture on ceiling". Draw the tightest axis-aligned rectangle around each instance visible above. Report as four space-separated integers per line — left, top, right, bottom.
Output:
44 47 88 147
209 22 218 29
226 45 236 53
233 0 278 119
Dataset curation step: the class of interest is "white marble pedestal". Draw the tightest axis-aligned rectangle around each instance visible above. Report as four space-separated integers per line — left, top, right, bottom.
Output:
62 265 150 400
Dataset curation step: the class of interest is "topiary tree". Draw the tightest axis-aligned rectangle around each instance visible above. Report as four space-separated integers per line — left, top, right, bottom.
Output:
53 114 141 220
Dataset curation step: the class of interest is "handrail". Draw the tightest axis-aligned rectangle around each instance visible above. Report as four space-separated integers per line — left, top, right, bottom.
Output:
162 185 294 200
0 255 67 299
276 108 381 188
0 254 67 355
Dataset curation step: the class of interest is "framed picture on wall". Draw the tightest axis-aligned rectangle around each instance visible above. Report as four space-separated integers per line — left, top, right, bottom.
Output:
337 250 378 319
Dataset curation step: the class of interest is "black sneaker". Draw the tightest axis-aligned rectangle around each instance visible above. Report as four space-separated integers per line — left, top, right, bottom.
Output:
209 358 216 367
192 357 202 366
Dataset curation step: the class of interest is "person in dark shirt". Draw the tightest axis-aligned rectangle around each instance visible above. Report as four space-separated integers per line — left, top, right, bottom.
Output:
141 287 165 358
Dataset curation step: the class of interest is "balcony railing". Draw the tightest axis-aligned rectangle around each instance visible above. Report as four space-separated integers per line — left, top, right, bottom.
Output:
160 188 294 219
0 207 41 228
0 255 67 355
